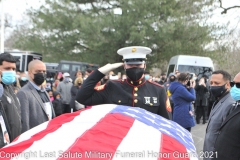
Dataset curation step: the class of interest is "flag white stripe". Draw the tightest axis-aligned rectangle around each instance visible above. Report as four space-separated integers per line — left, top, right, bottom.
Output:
112 119 161 160
12 104 117 160
6 122 49 147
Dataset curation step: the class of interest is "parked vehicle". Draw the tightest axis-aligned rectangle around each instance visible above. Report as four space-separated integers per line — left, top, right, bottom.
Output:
57 60 99 80
5 50 42 73
44 62 59 78
166 55 214 79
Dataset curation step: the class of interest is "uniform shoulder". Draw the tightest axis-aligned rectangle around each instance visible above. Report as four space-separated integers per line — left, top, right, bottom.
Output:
147 80 164 88
110 79 125 84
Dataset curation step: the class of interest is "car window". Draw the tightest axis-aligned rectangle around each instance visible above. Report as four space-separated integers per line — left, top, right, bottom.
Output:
178 65 212 79
72 65 81 72
167 64 175 76
61 64 70 71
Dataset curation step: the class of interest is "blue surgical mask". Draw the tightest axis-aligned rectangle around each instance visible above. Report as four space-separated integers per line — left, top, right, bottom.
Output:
21 77 28 81
145 75 150 80
2 71 16 85
64 78 69 82
230 85 240 101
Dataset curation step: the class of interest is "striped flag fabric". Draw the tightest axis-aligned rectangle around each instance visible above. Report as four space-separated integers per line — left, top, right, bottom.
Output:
0 104 198 160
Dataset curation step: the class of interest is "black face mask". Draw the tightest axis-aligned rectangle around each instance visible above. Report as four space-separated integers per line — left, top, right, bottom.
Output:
33 73 46 85
161 77 166 81
78 83 81 86
20 80 28 84
170 78 175 82
126 68 144 81
210 83 227 98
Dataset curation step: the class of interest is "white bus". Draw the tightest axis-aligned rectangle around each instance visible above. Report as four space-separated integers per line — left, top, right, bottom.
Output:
166 55 214 79
5 50 43 73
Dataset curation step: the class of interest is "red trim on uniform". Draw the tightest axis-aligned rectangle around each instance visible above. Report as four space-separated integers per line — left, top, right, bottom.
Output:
147 80 164 88
126 76 143 83
125 79 147 87
95 81 101 87
126 76 146 86
94 84 106 91
126 83 146 107
125 80 147 107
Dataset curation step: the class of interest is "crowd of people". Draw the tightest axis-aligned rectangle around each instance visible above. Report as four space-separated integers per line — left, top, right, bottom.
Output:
0 53 92 147
0 45 240 159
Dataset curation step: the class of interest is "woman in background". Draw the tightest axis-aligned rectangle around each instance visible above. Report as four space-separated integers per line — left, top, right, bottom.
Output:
195 77 209 124
70 77 83 112
169 72 196 132
73 71 83 83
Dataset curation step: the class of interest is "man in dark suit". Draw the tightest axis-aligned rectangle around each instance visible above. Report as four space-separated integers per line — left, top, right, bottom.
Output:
213 72 240 160
17 60 55 133
203 70 235 160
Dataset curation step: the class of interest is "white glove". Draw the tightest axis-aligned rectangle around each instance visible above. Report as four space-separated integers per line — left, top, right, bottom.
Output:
98 63 123 75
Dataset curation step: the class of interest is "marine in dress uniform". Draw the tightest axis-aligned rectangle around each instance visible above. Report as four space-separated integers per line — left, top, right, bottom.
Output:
76 46 171 119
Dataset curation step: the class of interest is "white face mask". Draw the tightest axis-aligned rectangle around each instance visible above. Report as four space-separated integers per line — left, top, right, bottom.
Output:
193 77 197 80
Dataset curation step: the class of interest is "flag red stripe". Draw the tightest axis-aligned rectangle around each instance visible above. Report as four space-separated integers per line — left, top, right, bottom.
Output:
0 108 92 160
159 134 190 160
12 135 19 143
57 113 134 160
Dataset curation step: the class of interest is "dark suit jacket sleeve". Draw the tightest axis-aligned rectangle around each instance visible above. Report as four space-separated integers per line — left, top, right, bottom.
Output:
16 90 30 133
76 70 107 105
158 88 170 120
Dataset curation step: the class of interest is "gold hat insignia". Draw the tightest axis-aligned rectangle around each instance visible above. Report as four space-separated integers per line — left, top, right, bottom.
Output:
132 48 136 53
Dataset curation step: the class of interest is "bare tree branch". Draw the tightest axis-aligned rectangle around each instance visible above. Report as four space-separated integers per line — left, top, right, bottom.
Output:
219 0 240 14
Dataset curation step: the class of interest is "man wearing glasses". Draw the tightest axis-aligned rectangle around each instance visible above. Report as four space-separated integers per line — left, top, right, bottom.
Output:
203 70 235 160
76 46 171 119
212 72 240 160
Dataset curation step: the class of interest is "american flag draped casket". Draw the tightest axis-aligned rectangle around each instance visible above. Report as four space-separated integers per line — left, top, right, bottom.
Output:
0 104 198 160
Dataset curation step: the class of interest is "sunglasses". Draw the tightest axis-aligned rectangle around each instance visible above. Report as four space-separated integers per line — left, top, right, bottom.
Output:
230 82 240 88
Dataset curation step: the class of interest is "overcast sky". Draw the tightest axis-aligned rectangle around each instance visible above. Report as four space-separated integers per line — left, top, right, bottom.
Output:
1 0 240 38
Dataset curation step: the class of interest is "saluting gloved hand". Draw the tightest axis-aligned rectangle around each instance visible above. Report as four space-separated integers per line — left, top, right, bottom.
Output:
98 63 123 75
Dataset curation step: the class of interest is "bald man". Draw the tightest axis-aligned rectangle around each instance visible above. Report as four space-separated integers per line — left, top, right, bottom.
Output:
17 60 55 133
